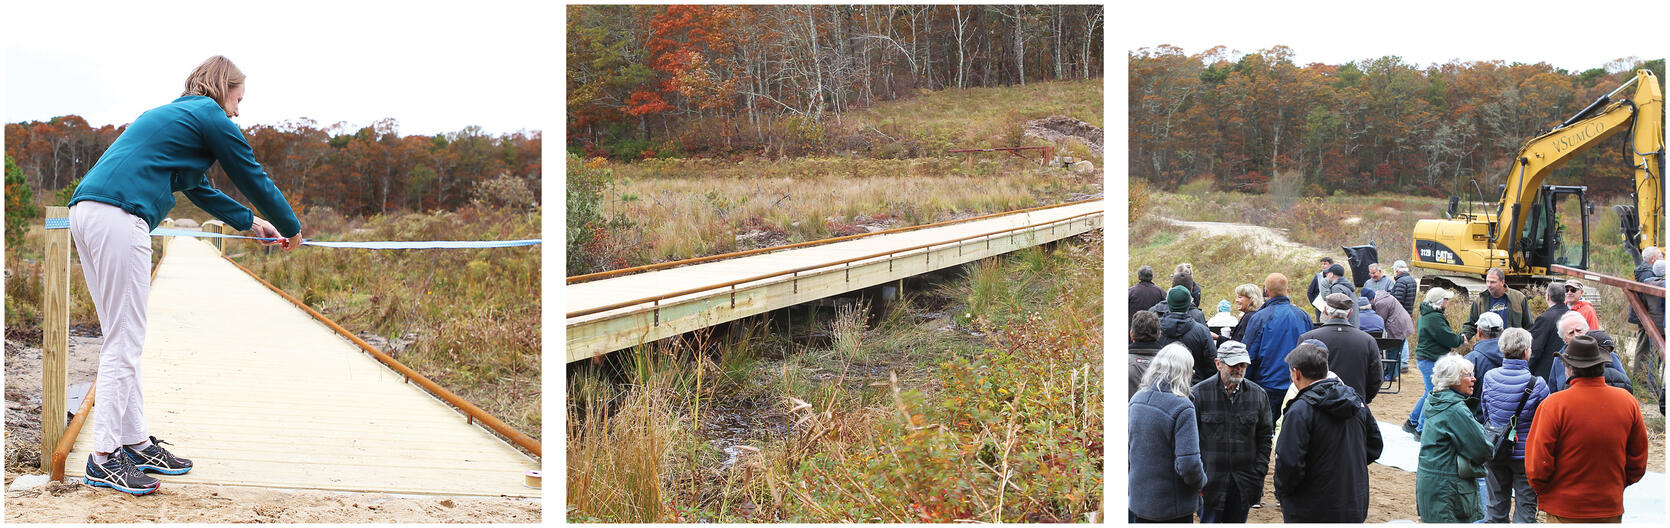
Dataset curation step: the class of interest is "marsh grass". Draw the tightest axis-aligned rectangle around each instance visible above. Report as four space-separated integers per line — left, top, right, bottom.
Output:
568 234 1104 523
586 155 1101 269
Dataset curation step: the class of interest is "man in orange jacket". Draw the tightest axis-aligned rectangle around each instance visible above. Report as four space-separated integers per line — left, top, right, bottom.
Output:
1523 335 1649 523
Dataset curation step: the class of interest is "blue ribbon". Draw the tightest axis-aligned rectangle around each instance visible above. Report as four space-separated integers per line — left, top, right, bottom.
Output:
46 223 540 249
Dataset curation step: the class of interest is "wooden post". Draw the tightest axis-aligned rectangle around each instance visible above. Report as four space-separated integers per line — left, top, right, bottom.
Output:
160 218 174 257
202 220 226 254
41 206 69 471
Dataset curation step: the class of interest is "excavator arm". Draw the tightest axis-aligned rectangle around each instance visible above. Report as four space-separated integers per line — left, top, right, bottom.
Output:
1493 69 1664 255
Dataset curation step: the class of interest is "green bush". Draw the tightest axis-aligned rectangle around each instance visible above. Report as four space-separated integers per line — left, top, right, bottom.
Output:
566 155 635 275
5 155 38 249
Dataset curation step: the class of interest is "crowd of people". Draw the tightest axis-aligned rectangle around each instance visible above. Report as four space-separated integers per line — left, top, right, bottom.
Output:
1129 254 1662 523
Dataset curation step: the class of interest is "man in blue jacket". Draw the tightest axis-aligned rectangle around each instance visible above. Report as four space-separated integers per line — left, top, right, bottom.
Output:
1244 273 1314 421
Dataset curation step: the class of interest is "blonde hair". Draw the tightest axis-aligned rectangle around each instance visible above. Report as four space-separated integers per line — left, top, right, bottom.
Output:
181 55 245 117
1235 283 1263 311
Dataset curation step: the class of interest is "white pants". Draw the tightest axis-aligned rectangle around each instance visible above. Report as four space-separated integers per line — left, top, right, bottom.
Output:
69 201 151 453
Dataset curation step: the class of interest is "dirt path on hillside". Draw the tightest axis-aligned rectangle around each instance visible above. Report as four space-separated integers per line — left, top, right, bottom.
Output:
1161 217 1327 263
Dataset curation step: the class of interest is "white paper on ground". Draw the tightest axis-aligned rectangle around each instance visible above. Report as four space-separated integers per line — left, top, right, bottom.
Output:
1374 420 1665 521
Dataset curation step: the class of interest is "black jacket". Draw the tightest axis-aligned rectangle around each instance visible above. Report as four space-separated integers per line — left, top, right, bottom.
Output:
1149 301 1205 325
1299 319 1383 404
1158 312 1216 384
1129 280 1166 325
1527 304 1569 383
1191 375 1274 510
1128 340 1164 399
1392 272 1419 315
1274 378 1383 523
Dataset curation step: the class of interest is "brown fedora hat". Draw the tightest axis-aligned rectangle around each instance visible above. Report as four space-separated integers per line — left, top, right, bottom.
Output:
1559 335 1609 369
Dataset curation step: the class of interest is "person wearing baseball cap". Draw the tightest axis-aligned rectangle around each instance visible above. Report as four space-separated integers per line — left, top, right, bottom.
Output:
1562 280 1601 332
1190 341 1274 523
1356 291 1386 336
1524 335 1649 523
1405 287 1463 436
1300 293 1382 405
1463 312 1507 421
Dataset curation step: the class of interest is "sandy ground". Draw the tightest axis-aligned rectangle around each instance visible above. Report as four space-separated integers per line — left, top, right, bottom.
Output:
1161 217 1323 263
1168 219 1667 522
4 480 540 523
5 330 102 471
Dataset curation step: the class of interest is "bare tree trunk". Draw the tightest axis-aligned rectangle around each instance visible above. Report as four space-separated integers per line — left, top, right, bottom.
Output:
1081 9 1101 80
1011 6 1025 86
1052 5 1063 81
808 6 825 122
954 5 969 89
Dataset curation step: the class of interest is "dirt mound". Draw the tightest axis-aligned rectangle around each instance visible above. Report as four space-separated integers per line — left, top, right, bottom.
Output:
1024 116 1103 153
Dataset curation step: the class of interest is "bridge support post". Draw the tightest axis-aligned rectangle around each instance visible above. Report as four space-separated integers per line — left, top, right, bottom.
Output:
41 206 69 472
159 218 174 257
202 220 227 254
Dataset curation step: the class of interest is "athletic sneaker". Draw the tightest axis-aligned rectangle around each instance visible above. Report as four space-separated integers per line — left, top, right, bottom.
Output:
121 436 193 475
85 453 160 495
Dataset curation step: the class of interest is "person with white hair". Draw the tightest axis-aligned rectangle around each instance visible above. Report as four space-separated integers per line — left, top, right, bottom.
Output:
1630 258 1667 329
1404 287 1464 436
1634 246 1663 283
1548 318 1632 393
1478 327 1549 523
1389 260 1420 371
1416 354 1493 523
1362 262 1395 296
1129 344 1206 522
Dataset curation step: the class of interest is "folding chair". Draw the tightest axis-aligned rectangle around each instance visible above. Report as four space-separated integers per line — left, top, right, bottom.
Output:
1376 337 1405 394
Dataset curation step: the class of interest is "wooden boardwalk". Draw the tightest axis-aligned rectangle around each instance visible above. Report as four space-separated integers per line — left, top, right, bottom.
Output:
567 200 1104 361
62 237 539 497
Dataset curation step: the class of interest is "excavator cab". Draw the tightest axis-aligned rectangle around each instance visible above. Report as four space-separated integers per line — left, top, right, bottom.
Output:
1519 185 1589 272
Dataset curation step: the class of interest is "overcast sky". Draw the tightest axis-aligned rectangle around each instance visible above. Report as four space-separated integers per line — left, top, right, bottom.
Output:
3 0 552 137
1120 0 1668 73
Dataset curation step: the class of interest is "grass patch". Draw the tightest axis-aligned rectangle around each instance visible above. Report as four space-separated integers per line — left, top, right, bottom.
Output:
568 233 1103 522
843 79 1104 160
580 156 1102 271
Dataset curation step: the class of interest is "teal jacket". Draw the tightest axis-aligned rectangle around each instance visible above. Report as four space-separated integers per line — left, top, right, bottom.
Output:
1414 303 1465 361
69 96 300 237
1415 388 1492 522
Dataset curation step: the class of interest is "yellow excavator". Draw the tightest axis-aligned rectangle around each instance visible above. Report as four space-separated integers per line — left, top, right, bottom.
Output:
1412 69 1664 295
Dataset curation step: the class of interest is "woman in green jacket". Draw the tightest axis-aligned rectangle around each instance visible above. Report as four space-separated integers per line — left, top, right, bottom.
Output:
1404 287 1465 435
1416 354 1494 522
68 56 302 495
